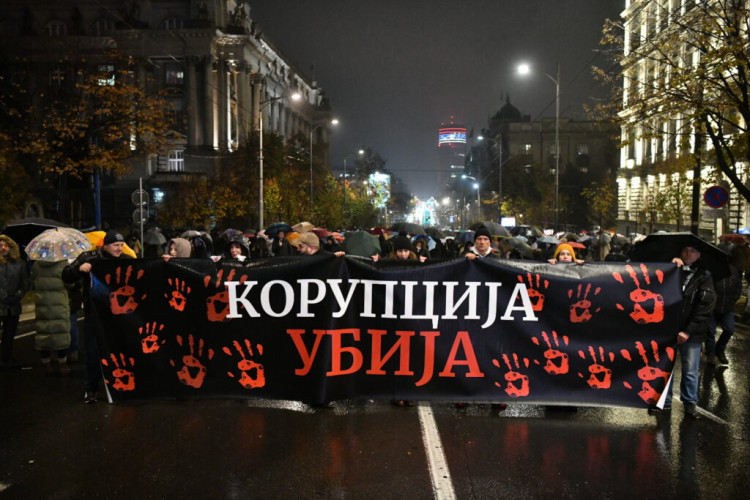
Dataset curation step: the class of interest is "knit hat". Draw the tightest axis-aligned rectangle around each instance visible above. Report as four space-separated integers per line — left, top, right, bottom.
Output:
297 232 320 248
103 230 125 245
474 227 492 241
553 243 576 260
392 235 412 251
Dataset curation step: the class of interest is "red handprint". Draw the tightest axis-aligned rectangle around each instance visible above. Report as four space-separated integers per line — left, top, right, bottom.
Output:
517 272 549 312
492 353 530 397
105 265 147 315
101 353 136 391
203 269 245 322
223 339 266 389
577 345 615 389
170 334 215 388
531 330 570 375
164 278 192 311
621 340 674 405
612 264 665 324
567 283 601 323
138 322 166 354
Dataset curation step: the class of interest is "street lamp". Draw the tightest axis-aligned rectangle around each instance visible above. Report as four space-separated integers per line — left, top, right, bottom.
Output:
258 90 301 230
477 134 503 219
518 61 560 232
309 118 339 219
461 174 481 220
342 149 364 226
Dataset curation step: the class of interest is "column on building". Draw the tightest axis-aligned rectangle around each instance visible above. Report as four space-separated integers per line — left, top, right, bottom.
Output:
205 56 216 150
186 56 203 147
216 59 229 152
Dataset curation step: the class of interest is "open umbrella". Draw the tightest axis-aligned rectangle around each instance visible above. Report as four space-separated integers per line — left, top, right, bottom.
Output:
468 221 511 238
144 228 167 245
507 237 534 258
2 217 69 247
720 233 746 245
341 231 381 257
25 227 92 262
367 227 387 235
84 231 137 258
424 227 446 240
536 235 560 245
292 221 314 233
630 232 731 280
265 222 292 238
312 227 331 239
455 231 475 244
388 222 425 235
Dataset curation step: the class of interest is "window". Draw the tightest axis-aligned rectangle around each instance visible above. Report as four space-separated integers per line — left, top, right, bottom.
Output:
165 62 184 85
168 150 184 172
45 20 67 36
90 17 115 36
520 144 532 155
97 65 115 86
49 66 65 87
160 17 184 30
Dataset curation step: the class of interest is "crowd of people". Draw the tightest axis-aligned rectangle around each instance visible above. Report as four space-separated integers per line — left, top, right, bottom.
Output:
1 221 747 417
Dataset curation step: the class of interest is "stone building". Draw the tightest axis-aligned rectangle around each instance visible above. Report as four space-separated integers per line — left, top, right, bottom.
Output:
0 0 333 229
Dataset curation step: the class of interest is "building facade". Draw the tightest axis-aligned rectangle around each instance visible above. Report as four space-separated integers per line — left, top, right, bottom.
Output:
0 0 333 229
617 0 749 237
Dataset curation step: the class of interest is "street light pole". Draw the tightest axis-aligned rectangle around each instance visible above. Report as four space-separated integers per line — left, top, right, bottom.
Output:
518 61 561 232
309 119 338 220
257 91 301 230
342 149 364 228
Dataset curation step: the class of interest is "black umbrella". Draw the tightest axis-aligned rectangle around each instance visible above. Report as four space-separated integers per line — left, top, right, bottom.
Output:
507 237 534 258
341 231 381 257
1 217 69 247
388 222 425 235
144 228 167 245
468 221 511 238
424 227 445 240
264 222 293 238
630 232 730 280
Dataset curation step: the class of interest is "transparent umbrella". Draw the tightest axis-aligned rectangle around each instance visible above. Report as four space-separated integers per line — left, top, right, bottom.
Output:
25 227 92 262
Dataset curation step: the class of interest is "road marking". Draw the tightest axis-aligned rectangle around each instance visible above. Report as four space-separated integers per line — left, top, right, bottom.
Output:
417 403 456 500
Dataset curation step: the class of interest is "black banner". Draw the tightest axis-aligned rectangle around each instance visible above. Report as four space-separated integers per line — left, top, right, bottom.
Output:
89 256 681 407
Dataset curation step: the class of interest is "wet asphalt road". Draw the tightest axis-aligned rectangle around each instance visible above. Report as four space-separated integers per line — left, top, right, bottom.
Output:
1 318 749 499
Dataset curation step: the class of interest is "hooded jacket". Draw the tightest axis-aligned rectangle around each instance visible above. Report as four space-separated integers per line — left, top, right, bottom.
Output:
678 261 716 343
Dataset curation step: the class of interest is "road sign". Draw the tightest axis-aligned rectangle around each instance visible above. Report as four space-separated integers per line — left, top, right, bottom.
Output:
131 189 150 206
132 208 148 224
704 185 729 208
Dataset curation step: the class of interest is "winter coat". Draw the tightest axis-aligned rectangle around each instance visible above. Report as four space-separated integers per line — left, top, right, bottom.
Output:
678 262 716 344
0 235 31 317
32 260 70 351
166 238 192 258
62 248 134 306
712 265 742 315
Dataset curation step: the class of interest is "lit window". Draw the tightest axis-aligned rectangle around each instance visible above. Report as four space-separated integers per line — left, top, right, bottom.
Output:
521 144 532 155
165 63 184 85
168 150 184 172
97 65 115 86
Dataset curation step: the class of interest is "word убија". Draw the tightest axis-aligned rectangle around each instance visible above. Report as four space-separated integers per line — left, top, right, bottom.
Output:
225 278 539 329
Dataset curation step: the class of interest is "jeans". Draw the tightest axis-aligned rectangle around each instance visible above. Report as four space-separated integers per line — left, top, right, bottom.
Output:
1 314 20 363
69 311 80 355
706 310 734 355
666 341 702 405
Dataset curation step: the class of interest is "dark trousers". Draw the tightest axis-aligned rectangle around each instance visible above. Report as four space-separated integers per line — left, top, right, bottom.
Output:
83 316 102 392
1 314 20 363
707 310 734 355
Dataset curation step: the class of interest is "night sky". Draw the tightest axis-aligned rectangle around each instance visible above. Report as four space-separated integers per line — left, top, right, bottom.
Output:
247 1 624 199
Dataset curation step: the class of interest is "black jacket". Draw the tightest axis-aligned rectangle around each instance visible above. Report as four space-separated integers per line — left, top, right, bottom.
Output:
62 248 134 304
678 262 716 343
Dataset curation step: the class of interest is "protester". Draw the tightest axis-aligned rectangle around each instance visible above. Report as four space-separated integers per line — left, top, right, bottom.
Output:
296 232 345 257
272 229 294 257
655 245 716 419
214 237 250 269
32 259 71 375
162 237 192 261
463 227 499 261
412 236 430 262
548 243 585 265
0 235 31 368
63 230 134 403
706 263 741 366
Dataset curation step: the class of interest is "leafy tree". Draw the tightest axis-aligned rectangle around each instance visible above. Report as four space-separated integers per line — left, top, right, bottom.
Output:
595 1 750 203
0 132 28 224
19 57 175 178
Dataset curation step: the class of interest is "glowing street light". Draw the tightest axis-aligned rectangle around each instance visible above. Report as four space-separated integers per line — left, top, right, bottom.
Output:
258 90 301 230
518 61 560 231
309 118 339 218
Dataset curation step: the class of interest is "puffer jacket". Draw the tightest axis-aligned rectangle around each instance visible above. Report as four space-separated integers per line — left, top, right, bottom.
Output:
678 262 716 343
32 260 70 351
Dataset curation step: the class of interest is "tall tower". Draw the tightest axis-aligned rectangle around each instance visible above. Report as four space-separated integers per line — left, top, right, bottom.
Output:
437 117 467 191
